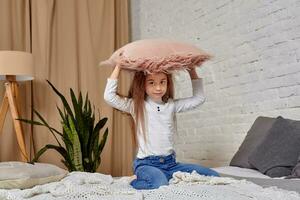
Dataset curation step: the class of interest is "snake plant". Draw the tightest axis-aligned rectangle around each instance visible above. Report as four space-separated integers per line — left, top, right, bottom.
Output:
19 80 108 172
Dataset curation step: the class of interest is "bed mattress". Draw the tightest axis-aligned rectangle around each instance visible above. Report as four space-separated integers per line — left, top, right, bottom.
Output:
1 171 299 200
213 166 300 193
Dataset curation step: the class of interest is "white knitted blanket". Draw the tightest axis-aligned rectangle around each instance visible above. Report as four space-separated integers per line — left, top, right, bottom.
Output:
0 171 299 200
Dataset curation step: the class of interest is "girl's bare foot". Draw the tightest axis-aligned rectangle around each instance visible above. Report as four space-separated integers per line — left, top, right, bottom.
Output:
129 175 137 182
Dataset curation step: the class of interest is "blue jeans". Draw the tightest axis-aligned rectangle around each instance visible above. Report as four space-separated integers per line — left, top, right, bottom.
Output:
130 153 219 190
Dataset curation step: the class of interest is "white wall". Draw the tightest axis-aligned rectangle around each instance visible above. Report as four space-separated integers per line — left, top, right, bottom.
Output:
130 0 300 167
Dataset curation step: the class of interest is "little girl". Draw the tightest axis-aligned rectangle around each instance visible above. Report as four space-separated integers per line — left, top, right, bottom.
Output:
104 65 219 190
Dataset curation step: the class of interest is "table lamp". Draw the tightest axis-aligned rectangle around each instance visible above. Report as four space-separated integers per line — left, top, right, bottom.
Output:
0 51 34 162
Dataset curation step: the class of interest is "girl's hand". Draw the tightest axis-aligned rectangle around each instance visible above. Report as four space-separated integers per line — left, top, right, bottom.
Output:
115 64 121 70
110 64 121 79
188 68 199 80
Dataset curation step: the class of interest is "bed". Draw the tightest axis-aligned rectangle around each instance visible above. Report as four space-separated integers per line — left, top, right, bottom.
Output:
209 115 300 196
213 166 300 193
1 116 300 199
0 170 299 200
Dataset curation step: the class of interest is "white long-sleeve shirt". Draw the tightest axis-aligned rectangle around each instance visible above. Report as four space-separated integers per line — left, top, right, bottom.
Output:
104 78 205 158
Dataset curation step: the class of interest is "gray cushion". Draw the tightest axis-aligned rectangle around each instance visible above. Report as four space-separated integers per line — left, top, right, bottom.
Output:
286 155 300 179
230 116 277 168
248 116 300 177
265 166 293 177
0 162 67 189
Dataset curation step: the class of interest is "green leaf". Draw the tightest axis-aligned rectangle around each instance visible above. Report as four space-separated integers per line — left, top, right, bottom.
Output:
18 111 63 147
78 92 83 109
92 128 108 171
57 106 68 125
62 123 74 160
25 80 109 172
46 80 75 122
84 93 89 111
68 116 84 171
70 88 86 150
30 144 75 171
89 118 108 154
32 110 62 146
17 118 44 126
98 128 108 155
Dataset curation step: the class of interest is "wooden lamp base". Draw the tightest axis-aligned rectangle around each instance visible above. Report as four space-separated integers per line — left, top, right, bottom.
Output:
0 78 28 162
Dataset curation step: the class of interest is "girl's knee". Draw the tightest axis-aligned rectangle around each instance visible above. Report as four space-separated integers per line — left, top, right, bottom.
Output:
132 165 168 189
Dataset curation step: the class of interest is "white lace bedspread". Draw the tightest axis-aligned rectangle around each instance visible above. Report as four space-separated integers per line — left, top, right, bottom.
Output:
0 171 299 200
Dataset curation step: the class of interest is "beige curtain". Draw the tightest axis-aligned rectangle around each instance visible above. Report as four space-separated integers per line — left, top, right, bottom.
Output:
0 0 133 176
111 0 136 176
0 0 32 161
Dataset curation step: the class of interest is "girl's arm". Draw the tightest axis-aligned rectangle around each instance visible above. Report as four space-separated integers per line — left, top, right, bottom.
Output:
104 65 133 113
188 68 199 80
109 64 121 79
174 68 205 112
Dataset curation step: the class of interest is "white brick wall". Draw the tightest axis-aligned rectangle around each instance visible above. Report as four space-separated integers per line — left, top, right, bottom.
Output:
130 0 300 167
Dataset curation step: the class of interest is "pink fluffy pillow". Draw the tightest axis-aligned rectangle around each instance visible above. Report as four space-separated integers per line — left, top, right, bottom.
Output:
99 39 212 73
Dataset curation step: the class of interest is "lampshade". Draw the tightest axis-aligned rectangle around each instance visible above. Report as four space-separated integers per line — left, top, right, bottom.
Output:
0 51 34 81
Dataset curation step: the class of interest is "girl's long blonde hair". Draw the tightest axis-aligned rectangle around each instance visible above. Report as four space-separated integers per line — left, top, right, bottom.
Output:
128 71 174 144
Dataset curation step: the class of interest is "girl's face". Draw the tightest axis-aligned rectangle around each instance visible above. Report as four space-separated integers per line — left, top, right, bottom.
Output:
145 72 168 102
